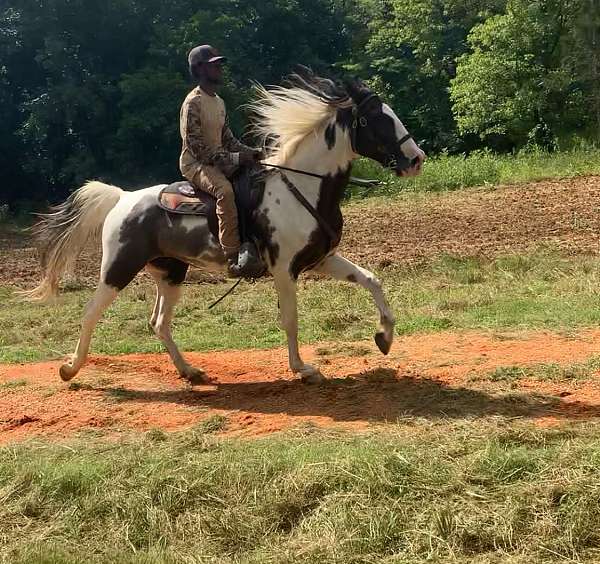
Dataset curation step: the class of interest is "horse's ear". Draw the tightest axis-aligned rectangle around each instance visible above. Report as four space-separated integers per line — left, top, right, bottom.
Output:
293 64 315 80
344 76 365 99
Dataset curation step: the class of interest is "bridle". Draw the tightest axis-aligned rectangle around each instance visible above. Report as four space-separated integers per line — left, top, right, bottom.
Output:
350 93 413 154
261 95 414 179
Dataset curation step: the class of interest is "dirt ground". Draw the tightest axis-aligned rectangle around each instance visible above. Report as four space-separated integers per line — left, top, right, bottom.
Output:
2 330 600 443
4 175 600 289
3 176 600 443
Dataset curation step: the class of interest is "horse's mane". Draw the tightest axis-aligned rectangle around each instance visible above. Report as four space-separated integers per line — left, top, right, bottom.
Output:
248 68 352 165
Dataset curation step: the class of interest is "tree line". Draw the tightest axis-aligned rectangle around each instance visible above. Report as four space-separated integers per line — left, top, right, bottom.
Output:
1 0 598 208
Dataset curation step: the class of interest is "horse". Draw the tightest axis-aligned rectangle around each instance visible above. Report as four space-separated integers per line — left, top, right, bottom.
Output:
26 71 425 385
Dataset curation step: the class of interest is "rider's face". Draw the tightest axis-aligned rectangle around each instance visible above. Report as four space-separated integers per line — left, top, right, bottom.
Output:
203 62 223 85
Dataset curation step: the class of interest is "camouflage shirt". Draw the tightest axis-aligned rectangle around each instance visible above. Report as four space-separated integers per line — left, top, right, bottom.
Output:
179 86 253 179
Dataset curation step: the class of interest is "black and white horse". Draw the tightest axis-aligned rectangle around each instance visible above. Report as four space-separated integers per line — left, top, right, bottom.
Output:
27 73 425 384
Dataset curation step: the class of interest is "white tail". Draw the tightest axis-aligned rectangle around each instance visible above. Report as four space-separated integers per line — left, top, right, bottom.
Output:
23 181 124 301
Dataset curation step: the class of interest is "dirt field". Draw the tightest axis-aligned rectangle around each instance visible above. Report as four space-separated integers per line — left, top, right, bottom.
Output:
3 330 600 444
4 175 600 289
3 176 600 443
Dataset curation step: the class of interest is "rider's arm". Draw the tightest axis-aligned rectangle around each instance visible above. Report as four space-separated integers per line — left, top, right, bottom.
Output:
183 95 241 169
222 120 256 155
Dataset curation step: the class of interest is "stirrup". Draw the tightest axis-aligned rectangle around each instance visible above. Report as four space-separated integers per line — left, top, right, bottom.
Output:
227 242 266 280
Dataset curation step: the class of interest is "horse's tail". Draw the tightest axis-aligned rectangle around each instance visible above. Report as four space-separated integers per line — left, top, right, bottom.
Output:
23 181 124 301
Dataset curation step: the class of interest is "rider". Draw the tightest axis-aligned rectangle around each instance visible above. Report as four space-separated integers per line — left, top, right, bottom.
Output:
179 44 263 277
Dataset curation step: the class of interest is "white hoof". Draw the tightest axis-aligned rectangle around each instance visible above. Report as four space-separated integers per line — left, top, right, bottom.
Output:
294 364 326 385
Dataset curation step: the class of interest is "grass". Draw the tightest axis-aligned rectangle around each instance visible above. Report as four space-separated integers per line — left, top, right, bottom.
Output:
350 146 600 197
488 356 600 382
4 248 600 363
2 420 600 563
0 379 27 390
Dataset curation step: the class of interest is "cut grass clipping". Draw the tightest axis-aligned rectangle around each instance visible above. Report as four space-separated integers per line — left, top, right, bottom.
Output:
2 421 600 563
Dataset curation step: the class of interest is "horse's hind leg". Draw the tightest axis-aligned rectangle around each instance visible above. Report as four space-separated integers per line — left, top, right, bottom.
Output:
146 259 208 385
60 237 147 381
59 281 118 381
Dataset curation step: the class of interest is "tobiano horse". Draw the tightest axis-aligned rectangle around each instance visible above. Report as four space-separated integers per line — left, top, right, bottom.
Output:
26 71 425 384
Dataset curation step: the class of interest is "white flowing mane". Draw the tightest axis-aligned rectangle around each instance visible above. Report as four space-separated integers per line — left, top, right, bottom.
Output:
248 84 349 165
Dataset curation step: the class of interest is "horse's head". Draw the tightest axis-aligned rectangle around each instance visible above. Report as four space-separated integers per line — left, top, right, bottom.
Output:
343 78 425 177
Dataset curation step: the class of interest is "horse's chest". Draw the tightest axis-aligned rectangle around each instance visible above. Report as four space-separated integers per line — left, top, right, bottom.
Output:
258 189 341 277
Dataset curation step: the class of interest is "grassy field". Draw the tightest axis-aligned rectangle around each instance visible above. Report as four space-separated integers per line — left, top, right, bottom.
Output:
351 146 600 197
3 248 600 363
4 161 600 563
3 419 600 563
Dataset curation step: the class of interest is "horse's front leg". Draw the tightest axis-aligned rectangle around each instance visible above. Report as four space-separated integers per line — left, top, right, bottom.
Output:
314 254 395 354
273 272 326 384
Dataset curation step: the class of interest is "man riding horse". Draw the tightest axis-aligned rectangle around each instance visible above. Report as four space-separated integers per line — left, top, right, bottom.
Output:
180 44 263 278
27 61 426 385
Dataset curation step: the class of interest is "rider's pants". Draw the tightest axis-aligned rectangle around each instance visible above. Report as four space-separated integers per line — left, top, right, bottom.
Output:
187 165 240 256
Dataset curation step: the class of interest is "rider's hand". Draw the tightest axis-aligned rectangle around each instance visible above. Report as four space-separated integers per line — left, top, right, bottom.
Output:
239 151 258 165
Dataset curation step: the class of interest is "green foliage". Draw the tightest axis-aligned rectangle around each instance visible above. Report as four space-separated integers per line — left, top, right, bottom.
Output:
0 0 353 208
1 0 599 209
451 0 592 149
358 0 506 152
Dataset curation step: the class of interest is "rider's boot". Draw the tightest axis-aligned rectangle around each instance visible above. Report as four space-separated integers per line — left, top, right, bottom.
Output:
227 242 266 279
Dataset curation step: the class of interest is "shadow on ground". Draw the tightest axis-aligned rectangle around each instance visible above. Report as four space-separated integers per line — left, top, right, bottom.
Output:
96 367 586 423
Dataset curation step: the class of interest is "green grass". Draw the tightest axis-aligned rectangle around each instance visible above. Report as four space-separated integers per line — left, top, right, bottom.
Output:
4 248 600 363
350 146 600 197
488 356 600 383
3 420 600 563
0 379 27 390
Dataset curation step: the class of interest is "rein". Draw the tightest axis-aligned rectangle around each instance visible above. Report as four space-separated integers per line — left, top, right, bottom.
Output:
278 171 339 243
259 162 380 188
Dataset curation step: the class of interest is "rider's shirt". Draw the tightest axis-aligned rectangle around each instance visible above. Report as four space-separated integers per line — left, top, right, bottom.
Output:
179 86 251 179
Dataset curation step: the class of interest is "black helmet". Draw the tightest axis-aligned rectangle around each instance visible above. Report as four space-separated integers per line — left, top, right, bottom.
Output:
188 45 227 74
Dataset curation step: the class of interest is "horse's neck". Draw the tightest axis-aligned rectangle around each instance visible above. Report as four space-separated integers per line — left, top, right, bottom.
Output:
280 122 354 208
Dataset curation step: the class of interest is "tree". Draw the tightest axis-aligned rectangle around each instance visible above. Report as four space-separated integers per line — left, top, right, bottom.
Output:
354 0 506 153
450 0 587 149
571 0 600 138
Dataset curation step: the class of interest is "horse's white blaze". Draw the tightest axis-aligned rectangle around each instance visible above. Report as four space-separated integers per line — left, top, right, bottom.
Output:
382 103 423 162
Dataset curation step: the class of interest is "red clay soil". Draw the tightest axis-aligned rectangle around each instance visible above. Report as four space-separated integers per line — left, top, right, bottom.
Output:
3 330 600 443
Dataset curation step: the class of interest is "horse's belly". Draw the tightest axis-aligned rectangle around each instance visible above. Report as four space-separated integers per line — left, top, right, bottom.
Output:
157 214 224 266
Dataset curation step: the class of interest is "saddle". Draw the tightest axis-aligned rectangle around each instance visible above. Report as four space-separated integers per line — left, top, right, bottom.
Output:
158 166 267 244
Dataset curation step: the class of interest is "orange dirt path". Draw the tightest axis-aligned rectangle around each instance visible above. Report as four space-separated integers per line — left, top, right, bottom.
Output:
3 329 600 444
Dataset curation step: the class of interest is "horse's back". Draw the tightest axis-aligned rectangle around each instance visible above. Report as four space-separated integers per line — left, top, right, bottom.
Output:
101 183 221 274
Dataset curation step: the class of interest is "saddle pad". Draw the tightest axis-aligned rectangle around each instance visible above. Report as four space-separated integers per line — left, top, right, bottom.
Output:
158 181 212 215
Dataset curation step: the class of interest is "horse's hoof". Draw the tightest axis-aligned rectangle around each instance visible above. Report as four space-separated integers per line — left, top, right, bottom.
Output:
59 363 77 382
296 365 326 385
181 367 210 386
375 331 392 355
